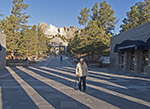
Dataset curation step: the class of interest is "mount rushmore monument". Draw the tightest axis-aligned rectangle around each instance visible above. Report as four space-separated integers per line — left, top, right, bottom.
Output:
38 22 80 47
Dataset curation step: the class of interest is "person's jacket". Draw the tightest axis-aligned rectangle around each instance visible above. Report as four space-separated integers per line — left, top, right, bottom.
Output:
76 62 88 76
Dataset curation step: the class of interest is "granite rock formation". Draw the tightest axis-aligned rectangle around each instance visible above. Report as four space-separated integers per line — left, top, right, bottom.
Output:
38 23 78 46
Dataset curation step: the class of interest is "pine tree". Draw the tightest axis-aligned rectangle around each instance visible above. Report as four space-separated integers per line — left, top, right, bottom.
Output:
91 2 99 21
72 1 113 59
98 0 116 34
32 25 37 35
144 0 150 22
11 0 30 29
120 0 150 32
77 7 90 27
18 29 37 56
0 0 30 57
136 2 146 25
37 26 49 54
0 15 20 53
68 20 111 61
67 33 82 54
31 25 38 41
83 20 110 61
120 5 139 32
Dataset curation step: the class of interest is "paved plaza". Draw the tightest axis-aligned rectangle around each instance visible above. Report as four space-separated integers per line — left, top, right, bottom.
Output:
0 56 150 109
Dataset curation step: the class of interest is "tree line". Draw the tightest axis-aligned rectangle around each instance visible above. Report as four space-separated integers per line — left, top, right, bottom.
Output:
68 0 150 61
0 0 150 60
0 0 49 58
120 0 150 32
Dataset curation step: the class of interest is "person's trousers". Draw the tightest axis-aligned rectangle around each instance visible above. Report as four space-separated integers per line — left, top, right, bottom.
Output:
100 62 102 68
78 76 86 90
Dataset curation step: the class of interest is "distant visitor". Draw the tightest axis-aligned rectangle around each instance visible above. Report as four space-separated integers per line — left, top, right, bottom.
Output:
60 56 62 62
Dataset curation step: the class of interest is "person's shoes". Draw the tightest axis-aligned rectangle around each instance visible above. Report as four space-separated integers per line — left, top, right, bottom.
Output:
78 89 81 91
83 89 86 92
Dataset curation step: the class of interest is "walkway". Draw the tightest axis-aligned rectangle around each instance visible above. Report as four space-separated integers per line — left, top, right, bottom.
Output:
0 56 150 109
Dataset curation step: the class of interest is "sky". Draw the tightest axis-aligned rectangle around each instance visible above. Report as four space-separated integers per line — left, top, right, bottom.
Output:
0 0 144 34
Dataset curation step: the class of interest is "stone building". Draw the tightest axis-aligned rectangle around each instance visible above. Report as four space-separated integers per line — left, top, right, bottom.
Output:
0 32 6 69
110 21 150 74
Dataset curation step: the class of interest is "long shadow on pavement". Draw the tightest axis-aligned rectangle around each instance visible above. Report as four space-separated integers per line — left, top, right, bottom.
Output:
24 66 150 109
38 66 150 103
12 67 91 109
0 67 38 109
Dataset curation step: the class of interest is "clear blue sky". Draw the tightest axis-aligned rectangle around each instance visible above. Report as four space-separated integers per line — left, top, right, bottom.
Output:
0 0 143 34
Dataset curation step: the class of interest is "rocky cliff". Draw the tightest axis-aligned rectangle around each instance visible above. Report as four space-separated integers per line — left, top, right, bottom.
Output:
38 23 79 46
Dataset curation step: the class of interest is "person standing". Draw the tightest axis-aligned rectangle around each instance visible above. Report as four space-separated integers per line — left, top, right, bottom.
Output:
26 57 29 64
76 58 88 92
99 57 103 68
60 56 62 62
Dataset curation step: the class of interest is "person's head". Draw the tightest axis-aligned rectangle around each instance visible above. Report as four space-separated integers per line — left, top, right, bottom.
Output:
80 58 84 64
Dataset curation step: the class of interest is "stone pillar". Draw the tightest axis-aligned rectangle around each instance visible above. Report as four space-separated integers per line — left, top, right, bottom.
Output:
117 52 121 70
59 45 61 55
125 51 130 71
0 33 6 69
134 50 142 73
148 50 150 75
124 51 129 71
54 46 56 55
123 52 127 71
64 46 66 55
63 46 67 55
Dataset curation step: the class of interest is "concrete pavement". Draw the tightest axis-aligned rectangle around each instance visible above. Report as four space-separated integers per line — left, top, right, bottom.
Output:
0 55 150 109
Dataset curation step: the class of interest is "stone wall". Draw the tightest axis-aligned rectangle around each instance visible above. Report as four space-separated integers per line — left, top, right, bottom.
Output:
110 21 150 70
0 33 6 69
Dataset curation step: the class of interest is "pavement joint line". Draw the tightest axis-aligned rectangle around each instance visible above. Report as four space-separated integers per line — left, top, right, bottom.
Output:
89 70 150 82
40 66 127 89
63 56 76 68
6 66 55 109
29 66 150 108
43 55 54 67
63 66 150 82
0 73 10 78
0 87 2 109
